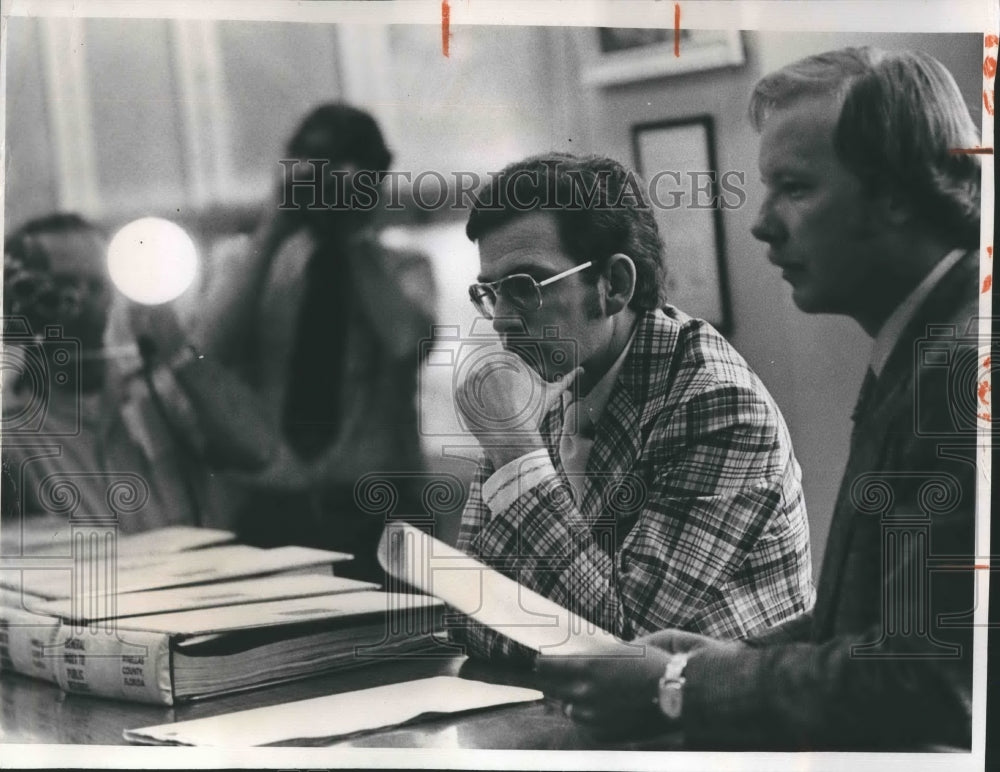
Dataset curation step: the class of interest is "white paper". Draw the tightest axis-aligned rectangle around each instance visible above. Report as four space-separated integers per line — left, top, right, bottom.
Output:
378 522 628 655
35 572 378 622
11 524 235 557
12 544 352 599
124 676 543 746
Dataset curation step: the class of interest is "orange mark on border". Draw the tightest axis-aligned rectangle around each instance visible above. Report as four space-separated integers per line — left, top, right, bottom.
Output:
987 34 999 48
948 147 993 154
441 0 450 58
983 274 993 294
988 246 994 259
985 89 995 116
985 56 997 78
674 4 681 58
979 380 991 405
985 356 992 369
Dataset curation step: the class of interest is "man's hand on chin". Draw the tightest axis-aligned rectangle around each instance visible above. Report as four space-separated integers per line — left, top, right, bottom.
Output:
456 350 583 468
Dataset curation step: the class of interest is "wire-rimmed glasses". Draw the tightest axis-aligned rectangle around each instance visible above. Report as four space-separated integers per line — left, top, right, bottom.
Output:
468 261 593 319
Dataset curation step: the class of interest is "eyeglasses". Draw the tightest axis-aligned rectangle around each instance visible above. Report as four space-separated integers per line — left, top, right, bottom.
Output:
468 261 593 319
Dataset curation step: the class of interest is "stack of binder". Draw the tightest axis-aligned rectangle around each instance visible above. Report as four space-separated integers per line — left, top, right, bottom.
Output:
0 525 444 705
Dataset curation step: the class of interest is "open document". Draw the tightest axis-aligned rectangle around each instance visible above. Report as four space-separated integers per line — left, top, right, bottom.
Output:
377 522 636 656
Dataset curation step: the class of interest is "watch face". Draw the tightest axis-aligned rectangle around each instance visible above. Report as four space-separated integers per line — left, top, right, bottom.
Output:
659 684 683 719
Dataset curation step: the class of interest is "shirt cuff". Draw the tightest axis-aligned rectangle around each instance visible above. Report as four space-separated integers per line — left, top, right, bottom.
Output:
481 449 555 517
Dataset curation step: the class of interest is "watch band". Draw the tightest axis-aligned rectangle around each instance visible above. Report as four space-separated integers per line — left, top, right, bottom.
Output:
655 652 690 720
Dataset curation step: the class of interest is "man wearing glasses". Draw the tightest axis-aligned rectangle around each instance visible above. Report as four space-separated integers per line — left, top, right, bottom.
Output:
450 153 814 661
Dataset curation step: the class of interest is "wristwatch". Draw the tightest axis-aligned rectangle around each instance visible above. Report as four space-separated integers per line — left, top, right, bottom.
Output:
655 652 690 720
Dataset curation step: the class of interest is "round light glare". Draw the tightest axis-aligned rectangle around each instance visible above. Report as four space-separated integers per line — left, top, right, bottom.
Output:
107 217 198 305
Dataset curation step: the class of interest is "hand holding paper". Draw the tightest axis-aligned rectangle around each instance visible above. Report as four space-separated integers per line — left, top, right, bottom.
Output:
377 522 641 657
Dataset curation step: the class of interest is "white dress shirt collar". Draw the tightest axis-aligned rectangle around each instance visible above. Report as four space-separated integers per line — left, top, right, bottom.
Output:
566 323 639 427
870 248 966 377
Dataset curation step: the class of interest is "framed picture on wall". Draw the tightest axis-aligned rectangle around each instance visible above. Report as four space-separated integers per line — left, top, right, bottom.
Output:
581 29 744 86
631 115 732 333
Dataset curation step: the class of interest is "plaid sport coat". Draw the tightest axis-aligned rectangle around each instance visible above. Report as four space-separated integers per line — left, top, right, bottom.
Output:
452 307 814 660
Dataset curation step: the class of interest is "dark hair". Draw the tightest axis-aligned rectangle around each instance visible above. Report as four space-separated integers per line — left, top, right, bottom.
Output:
465 153 665 311
4 212 104 268
287 102 393 174
750 47 980 247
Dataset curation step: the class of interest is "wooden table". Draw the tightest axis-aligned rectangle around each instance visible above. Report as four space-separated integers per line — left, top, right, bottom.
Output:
0 654 684 750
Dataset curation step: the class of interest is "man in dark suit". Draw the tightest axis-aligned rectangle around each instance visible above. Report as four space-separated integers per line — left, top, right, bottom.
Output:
536 47 982 750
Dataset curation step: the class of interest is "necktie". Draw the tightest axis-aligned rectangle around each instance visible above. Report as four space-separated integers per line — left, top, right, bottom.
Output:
558 393 598 503
283 246 353 460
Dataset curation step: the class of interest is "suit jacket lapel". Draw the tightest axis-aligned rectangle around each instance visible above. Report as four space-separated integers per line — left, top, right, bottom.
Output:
812 249 978 639
813 388 885 636
579 385 642 526
879 249 979 387
579 310 679 531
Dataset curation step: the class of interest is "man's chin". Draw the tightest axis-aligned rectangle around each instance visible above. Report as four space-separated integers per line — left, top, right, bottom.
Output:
504 342 577 384
504 343 540 371
789 286 820 313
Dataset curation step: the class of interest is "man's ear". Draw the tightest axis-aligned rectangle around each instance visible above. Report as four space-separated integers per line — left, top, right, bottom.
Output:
602 253 636 315
873 188 913 228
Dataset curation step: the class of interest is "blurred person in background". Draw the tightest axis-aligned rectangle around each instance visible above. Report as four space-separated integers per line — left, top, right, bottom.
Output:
2 213 274 535
189 103 437 583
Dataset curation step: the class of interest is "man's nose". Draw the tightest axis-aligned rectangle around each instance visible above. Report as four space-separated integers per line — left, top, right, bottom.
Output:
491 303 527 337
751 201 783 245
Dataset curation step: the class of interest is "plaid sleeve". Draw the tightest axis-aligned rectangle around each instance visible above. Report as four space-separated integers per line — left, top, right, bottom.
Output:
451 376 813 660
743 611 814 647
450 455 541 662
625 380 813 639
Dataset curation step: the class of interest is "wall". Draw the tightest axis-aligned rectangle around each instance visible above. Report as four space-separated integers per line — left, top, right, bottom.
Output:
2 18 343 228
2 20 577 231
3 21 984 564
576 30 983 577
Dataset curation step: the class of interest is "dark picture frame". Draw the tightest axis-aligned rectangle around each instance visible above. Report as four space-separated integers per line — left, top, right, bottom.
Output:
631 115 733 333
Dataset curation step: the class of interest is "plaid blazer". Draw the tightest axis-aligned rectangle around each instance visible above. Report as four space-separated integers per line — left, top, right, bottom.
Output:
452 307 814 660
